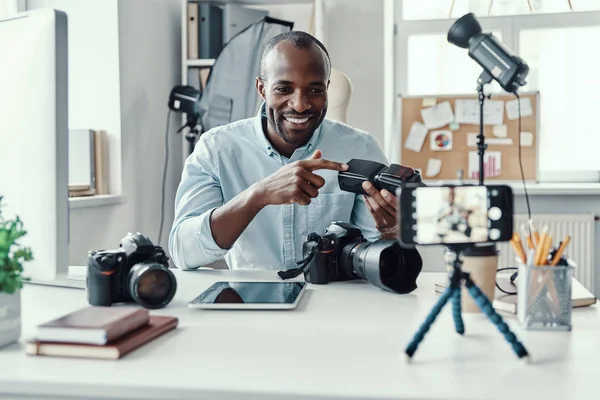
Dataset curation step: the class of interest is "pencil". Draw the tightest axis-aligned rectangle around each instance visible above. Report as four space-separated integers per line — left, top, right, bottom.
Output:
511 232 527 264
534 225 549 265
528 219 540 246
521 223 534 250
541 234 553 265
551 236 571 266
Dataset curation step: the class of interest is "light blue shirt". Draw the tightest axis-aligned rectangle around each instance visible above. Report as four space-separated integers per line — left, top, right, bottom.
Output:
168 103 389 271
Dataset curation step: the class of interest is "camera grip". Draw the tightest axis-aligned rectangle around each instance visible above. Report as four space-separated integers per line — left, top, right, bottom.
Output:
304 250 332 284
87 265 114 306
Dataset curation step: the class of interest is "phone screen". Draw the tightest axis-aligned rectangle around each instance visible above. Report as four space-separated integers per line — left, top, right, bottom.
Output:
400 185 513 245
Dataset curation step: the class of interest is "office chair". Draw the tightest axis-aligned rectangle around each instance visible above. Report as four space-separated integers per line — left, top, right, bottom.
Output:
327 68 353 124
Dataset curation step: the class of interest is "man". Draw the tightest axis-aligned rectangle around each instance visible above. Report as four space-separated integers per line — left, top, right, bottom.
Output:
169 31 418 281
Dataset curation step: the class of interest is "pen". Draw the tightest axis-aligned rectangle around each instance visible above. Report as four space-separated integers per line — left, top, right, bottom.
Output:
526 248 535 267
551 235 571 266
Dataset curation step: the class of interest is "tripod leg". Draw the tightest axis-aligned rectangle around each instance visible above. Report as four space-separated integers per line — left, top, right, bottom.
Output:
405 286 454 361
465 277 529 360
452 289 465 335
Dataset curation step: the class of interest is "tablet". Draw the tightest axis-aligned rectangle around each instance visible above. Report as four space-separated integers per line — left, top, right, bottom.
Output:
188 281 308 310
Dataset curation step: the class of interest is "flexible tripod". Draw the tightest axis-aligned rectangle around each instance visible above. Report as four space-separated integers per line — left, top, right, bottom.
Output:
405 245 529 362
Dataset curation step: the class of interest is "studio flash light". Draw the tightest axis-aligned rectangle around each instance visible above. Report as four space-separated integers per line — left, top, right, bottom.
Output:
168 85 202 149
448 13 529 93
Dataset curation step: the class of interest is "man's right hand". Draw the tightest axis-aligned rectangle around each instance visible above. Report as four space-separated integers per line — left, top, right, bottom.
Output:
253 149 348 207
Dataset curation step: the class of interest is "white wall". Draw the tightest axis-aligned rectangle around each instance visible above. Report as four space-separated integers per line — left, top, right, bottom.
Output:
252 1 385 147
27 0 183 266
27 0 122 195
116 0 183 256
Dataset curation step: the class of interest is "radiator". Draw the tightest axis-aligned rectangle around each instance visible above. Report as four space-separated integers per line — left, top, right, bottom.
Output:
496 213 595 291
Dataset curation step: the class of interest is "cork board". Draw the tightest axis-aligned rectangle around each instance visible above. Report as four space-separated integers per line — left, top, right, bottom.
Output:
400 92 539 182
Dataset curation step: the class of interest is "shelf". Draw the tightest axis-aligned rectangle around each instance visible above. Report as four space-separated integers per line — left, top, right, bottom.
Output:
69 194 125 209
187 59 215 67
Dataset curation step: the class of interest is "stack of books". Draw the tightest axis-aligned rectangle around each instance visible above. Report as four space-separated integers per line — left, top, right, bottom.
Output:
25 306 177 360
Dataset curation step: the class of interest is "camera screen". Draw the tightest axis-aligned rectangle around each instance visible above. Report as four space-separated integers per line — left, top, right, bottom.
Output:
415 186 489 244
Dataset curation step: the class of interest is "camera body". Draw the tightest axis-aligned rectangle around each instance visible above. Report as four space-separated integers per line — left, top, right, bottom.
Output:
303 222 366 285
87 232 177 309
338 159 424 196
299 222 423 294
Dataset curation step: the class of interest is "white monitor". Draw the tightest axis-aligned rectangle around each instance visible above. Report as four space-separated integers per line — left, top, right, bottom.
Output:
0 8 79 288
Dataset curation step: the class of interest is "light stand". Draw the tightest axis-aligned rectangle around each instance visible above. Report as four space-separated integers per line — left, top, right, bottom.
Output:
404 245 529 362
177 118 201 156
476 70 492 185
474 70 498 260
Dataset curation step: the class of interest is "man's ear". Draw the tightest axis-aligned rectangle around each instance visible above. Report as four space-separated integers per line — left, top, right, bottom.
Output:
256 77 266 100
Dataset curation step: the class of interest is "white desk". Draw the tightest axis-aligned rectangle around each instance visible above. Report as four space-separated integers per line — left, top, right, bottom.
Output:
1 269 599 400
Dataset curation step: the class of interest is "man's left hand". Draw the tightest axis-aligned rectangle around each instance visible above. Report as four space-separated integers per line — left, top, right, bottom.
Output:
361 181 398 240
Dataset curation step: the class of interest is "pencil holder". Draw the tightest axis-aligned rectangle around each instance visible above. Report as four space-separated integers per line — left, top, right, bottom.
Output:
517 264 573 331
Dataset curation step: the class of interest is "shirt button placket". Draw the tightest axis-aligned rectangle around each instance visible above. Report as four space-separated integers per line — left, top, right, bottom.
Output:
283 204 295 268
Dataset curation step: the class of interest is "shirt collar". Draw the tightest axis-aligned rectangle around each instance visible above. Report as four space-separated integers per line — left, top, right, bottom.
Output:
253 102 323 158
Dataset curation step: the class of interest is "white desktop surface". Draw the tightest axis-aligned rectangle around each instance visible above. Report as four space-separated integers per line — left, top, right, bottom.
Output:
0 269 599 400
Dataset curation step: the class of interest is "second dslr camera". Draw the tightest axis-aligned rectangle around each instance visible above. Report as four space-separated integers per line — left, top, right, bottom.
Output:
295 222 422 294
87 232 177 309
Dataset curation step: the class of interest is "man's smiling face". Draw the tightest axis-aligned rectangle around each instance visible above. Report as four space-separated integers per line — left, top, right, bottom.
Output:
257 40 329 148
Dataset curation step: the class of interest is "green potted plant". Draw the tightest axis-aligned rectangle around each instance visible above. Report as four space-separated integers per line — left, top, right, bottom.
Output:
0 196 32 348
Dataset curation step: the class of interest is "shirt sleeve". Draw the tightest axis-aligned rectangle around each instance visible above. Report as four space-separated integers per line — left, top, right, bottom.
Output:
168 133 228 270
350 135 390 242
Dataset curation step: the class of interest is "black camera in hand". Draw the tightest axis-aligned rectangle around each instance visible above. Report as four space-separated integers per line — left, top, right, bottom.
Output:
279 222 422 294
87 232 177 309
338 159 425 195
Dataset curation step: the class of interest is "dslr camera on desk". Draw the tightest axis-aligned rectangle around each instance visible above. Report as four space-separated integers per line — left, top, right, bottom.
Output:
87 232 178 309
279 159 425 294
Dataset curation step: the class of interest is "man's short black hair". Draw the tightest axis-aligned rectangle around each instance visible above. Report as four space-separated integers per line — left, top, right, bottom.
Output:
259 31 331 82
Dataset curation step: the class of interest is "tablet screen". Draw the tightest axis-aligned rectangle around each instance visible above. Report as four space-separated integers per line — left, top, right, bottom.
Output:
190 281 307 305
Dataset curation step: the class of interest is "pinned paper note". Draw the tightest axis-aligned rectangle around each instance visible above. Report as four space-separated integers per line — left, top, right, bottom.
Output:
488 138 513 145
426 158 442 177
468 151 502 180
454 99 504 125
467 133 478 147
506 98 533 120
404 121 428 152
520 131 534 147
420 101 454 129
430 130 452 151
468 133 511 147
422 97 437 107
449 121 460 131
493 124 507 138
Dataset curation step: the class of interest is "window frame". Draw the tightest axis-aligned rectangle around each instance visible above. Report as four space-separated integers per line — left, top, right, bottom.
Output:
388 0 600 178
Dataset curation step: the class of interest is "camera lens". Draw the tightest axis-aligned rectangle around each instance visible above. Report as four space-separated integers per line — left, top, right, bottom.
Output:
127 263 177 309
340 240 406 293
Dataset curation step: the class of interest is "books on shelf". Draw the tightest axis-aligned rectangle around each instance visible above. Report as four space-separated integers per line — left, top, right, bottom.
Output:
435 276 597 315
26 306 178 360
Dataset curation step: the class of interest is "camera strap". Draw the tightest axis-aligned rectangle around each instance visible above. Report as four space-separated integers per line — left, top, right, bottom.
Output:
278 245 317 280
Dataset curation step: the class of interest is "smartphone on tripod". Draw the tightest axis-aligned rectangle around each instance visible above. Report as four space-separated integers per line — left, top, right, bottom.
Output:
398 184 513 246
